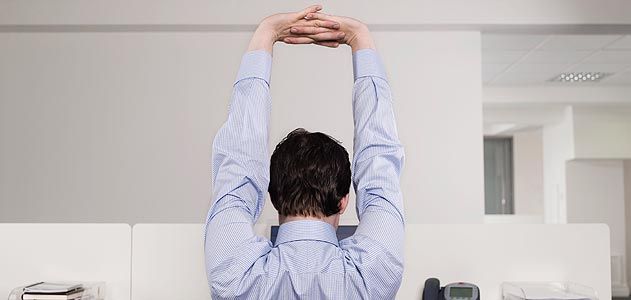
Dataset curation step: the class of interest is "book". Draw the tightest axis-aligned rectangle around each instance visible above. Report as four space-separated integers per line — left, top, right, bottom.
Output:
22 282 85 300
23 282 83 294
22 290 84 300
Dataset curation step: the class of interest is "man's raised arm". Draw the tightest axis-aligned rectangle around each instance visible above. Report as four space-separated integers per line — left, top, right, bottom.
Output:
204 6 344 298
350 44 405 253
204 30 275 300
349 34 406 299
298 12 406 298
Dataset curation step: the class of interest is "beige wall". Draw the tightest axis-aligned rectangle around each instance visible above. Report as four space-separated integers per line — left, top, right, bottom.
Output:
0 31 484 224
3 0 631 26
626 160 631 293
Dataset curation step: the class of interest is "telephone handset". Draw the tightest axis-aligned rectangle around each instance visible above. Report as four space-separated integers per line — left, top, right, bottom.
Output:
422 278 480 300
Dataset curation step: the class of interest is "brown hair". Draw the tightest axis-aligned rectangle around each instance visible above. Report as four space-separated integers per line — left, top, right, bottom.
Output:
268 128 351 217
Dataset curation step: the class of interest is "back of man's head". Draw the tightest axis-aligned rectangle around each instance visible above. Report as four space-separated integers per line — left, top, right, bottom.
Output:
269 128 351 217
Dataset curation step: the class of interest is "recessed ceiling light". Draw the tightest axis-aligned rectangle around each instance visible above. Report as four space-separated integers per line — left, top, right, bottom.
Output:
549 72 612 83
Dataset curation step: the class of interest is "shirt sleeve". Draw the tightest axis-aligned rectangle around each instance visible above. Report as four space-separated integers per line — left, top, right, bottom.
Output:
204 50 273 297
341 49 405 299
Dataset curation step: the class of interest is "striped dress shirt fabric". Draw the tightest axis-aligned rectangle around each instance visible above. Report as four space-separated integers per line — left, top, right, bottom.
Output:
205 49 405 300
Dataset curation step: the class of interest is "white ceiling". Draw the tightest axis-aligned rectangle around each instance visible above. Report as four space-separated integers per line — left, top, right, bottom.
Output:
482 34 631 86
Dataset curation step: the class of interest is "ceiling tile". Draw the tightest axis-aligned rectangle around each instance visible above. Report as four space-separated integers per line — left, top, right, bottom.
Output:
508 63 570 75
482 34 631 86
519 50 592 64
599 71 631 85
482 50 528 64
583 50 631 63
482 34 548 50
539 35 622 50
492 72 554 85
482 64 510 82
569 63 631 73
605 35 631 50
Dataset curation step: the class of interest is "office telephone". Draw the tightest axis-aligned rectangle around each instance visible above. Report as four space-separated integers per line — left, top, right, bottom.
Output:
422 278 480 300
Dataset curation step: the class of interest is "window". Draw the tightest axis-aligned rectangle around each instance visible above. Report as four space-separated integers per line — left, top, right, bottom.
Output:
484 137 514 214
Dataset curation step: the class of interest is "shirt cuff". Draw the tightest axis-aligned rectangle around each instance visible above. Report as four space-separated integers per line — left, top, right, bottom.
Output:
352 49 387 81
235 50 272 85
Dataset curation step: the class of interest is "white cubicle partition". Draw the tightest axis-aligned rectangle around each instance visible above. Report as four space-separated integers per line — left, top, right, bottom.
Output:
131 223 610 300
0 224 132 300
131 223 268 300
131 224 208 300
398 224 611 300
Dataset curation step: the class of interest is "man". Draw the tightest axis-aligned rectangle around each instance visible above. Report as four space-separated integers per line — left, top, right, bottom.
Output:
205 5 405 299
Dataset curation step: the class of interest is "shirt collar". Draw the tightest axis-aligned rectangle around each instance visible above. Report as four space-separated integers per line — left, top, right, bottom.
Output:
274 220 339 247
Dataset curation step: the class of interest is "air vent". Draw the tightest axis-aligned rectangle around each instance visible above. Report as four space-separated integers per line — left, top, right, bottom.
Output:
549 72 612 83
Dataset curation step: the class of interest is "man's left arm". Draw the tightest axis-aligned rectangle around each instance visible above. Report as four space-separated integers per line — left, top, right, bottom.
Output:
204 6 343 297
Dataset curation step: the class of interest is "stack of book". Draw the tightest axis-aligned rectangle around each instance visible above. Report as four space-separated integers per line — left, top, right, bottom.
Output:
21 282 86 300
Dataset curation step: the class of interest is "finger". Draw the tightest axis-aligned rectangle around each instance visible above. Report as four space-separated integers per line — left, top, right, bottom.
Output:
292 19 339 29
283 36 315 44
305 31 345 42
314 20 340 29
305 12 333 21
290 26 334 35
315 41 340 48
296 4 322 19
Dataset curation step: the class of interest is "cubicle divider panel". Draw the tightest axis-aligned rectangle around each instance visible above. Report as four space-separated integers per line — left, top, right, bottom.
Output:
130 223 268 300
399 224 611 300
0 223 132 300
131 223 610 300
131 224 208 300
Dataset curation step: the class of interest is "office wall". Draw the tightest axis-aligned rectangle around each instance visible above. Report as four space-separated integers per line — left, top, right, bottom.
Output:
566 160 628 295
626 160 631 292
0 31 484 224
542 106 574 223
573 106 631 159
3 0 631 26
513 129 544 215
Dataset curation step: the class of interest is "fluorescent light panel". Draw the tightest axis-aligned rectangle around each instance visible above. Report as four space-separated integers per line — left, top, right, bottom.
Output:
549 72 612 83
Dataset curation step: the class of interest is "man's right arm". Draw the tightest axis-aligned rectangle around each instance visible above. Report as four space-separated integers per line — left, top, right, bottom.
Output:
349 46 405 266
347 27 406 299
351 48 405 235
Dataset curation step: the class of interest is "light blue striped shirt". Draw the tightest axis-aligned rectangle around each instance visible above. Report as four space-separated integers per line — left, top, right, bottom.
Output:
205 49 405 299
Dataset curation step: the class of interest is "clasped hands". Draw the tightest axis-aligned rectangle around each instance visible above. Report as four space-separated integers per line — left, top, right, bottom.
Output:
247 5 375 53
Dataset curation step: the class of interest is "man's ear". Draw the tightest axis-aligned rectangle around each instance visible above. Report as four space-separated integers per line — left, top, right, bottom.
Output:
338 194 349 215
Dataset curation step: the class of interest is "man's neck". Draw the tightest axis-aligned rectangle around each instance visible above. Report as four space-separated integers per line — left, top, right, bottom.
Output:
279 214 339 229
